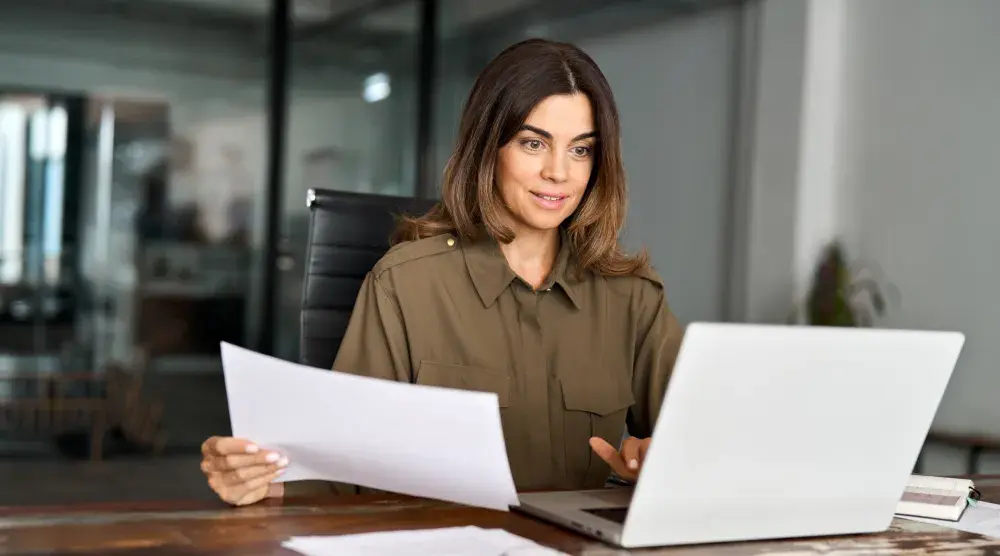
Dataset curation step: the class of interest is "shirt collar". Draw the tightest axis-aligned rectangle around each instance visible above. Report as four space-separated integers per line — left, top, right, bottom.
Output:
460 228 584 309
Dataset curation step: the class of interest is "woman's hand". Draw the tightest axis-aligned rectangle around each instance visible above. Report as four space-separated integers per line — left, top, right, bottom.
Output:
589 436 651 483
201 436 289 506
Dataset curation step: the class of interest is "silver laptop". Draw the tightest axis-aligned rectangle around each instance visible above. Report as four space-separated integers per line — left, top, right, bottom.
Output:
517 322 965 548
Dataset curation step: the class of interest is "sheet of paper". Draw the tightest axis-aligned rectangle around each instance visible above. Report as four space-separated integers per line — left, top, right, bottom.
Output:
220 342 519 511
282 527 568 556
898 501 1000 538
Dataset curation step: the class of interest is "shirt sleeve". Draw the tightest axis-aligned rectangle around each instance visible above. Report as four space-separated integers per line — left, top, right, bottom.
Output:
627 283 684 439
284 271 412 498
332 271 412 382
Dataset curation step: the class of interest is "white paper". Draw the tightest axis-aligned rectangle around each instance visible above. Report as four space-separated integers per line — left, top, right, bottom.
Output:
898 501 1000 538
220 342 519 511
281 527 567 556
282 527 567 556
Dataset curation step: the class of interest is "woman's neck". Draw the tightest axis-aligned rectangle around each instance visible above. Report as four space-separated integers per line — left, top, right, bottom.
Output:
498 226 561 290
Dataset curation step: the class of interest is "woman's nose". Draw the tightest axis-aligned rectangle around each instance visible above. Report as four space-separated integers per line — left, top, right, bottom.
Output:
541 152 568 183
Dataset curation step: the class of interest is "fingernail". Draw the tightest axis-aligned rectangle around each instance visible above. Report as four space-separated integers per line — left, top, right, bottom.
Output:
245 444 259 454
276 468 286 475
628 459 638 470
265 452 280 463
277 457 289 468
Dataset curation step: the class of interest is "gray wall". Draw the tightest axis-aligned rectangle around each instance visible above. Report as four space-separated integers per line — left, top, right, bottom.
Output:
580 6 741 323
836 0 1000 473
739 0 1000 474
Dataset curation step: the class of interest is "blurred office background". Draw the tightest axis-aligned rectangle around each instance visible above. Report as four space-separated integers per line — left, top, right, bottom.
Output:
0 0 997 504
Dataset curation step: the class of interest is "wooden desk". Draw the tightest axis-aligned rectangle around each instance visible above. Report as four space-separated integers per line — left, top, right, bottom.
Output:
3 479 1000 555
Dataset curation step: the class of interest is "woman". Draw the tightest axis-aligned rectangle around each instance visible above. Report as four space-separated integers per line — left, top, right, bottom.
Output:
201 38 683 507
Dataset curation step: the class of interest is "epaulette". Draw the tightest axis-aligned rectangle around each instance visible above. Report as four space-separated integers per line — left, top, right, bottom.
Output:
372 234 460 278
632 264 665 288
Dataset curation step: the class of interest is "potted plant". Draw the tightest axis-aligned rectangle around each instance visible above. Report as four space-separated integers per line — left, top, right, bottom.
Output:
791 241 895 326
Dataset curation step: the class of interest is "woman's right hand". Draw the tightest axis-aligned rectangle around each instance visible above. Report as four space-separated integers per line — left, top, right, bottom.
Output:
201 436 289 506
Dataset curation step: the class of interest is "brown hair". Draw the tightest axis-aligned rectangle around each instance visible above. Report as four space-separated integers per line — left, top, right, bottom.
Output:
392 38 648 276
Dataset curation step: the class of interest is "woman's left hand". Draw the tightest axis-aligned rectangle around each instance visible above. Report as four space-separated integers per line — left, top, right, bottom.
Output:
589 436 651 482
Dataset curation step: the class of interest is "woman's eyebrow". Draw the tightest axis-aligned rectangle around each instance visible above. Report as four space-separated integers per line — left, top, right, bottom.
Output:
519 124 596 141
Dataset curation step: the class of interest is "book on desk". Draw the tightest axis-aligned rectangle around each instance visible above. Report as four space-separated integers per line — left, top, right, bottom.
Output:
896 474 981 521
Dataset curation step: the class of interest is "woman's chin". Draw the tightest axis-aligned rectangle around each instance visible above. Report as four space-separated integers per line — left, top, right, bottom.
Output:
507 203 574 233
521 214 569 232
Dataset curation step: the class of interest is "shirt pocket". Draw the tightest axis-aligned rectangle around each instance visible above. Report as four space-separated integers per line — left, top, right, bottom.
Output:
560 376 635 489
415 361 510 407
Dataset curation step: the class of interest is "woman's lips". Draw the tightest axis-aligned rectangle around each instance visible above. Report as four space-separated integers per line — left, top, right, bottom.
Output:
531 191 568 210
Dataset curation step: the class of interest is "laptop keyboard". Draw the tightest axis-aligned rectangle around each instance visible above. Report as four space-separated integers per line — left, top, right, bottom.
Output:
583 507 629 524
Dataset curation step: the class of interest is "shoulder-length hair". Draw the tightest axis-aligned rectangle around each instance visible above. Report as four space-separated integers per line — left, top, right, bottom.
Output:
392 38 648 276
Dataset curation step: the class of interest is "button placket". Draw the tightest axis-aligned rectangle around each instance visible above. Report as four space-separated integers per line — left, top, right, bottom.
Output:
513 284 551 486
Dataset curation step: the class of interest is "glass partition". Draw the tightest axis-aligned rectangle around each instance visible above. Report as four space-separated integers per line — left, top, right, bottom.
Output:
272 0 423 362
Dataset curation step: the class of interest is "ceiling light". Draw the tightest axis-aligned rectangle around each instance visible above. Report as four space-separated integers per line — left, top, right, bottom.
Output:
363 72 390 103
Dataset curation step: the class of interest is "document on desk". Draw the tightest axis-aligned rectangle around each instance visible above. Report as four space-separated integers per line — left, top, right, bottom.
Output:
220 343 519 511
898 501 1000 538
282 527 568 556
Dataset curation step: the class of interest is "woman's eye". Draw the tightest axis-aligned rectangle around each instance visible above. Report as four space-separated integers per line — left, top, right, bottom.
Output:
572 146 592 157
522 139 543 150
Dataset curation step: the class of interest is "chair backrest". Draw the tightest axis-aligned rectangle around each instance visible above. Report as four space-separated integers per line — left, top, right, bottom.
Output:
300 188 436 370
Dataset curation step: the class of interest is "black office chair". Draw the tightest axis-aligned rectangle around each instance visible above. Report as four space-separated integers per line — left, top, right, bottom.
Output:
299 188 436 370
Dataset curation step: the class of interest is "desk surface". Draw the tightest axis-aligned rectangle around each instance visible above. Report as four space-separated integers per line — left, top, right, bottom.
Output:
2 478 1000 555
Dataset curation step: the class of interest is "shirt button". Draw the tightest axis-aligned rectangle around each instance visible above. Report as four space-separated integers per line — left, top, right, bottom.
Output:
446 238 455 247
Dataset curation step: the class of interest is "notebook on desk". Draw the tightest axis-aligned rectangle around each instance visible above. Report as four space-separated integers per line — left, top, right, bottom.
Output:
896 474 980 521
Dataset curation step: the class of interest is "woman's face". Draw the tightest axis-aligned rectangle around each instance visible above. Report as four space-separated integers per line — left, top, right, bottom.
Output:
496 93 596 234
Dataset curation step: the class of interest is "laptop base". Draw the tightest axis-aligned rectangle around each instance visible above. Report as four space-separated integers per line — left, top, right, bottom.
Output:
516 488 632 547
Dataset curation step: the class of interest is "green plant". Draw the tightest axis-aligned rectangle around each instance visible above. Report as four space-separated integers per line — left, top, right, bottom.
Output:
792 241 893 327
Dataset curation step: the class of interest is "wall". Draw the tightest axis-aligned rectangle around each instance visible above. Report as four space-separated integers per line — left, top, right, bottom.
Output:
836 0 1000 473
733 0 808 323
734 0 849 323
580 5 741 322
743 0 1000 473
